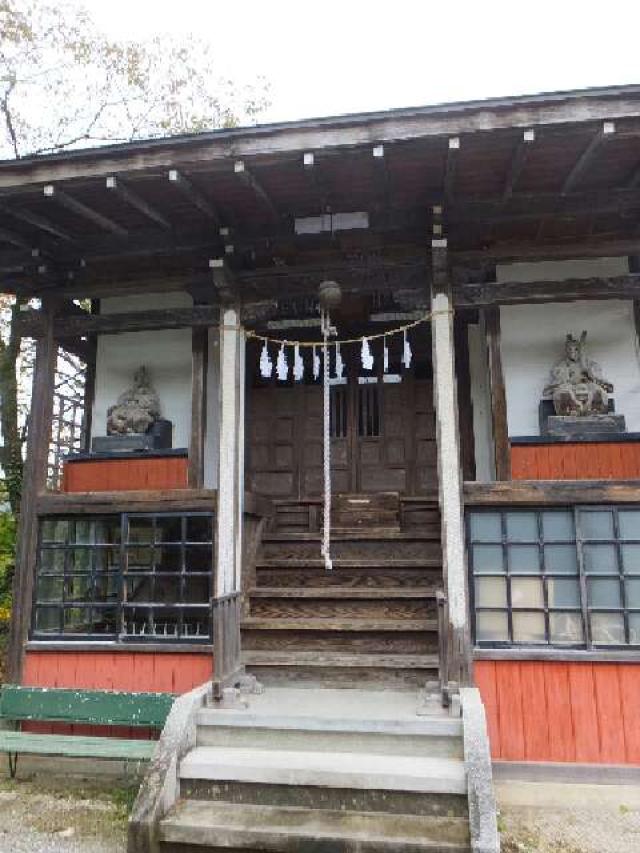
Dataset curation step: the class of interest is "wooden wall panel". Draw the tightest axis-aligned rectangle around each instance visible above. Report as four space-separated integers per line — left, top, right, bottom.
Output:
476 659 640 764
62 456 188 492
511 441 640 480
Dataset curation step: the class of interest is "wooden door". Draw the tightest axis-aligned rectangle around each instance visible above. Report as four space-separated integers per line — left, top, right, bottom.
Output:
246 333 436 498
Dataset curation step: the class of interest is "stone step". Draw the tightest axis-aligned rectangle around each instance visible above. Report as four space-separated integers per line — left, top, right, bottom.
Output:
160 801 470 852
195 723 463 759
179 746 467 795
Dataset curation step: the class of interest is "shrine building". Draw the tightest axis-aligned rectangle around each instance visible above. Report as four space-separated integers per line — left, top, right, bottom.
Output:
2 83 640 852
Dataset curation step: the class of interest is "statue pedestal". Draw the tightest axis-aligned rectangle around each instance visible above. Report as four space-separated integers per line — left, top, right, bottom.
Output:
543 414 626 438
91 419 173 453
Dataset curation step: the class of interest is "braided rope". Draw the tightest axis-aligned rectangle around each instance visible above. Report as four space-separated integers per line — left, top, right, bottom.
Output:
321 310 333 572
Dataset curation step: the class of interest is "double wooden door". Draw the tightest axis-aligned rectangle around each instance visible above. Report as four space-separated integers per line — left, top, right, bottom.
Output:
247 338 437 499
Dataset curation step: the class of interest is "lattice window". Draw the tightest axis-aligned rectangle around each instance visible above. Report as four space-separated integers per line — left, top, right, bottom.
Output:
33 512 214 642
468 506 640 648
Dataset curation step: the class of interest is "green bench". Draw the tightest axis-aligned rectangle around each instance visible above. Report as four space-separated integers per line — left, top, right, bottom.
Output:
0 685 175 777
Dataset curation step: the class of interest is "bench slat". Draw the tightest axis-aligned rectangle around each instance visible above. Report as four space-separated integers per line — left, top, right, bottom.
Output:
0 686 174 727
0 731 156 760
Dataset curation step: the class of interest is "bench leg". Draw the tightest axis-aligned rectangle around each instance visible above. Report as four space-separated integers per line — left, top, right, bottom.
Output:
8 753 18 779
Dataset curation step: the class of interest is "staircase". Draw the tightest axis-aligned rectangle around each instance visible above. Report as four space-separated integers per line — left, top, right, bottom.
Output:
241 495 443 690
157 687 474 852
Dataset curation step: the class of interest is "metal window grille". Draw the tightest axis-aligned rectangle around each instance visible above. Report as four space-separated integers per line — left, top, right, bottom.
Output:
468 506 640 649
33 512 214 643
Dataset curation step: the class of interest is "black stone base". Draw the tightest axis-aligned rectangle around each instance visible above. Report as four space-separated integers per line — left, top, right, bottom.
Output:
543 414 626 438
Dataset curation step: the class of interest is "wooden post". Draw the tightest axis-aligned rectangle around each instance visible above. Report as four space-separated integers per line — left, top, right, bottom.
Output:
484 307 511 481
188 327 208 489
7 303 57 683
430 238 473 689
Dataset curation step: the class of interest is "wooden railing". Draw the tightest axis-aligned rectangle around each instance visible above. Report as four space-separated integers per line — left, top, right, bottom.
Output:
211 591 243 701
436 590 451 707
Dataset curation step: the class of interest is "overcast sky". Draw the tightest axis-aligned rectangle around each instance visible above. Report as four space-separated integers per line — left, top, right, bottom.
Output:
80 0 639 124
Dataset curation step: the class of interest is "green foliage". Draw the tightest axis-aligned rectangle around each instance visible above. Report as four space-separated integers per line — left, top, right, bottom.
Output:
0 495 15 620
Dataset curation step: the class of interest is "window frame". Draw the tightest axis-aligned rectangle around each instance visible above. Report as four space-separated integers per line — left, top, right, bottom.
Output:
468 505 640 651
32 511 214 644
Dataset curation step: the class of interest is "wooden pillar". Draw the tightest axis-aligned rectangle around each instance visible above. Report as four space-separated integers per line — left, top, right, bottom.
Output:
430 238 473 688
188 327 208 489
215 302 244 598
7 303 57 683
484 306 511 481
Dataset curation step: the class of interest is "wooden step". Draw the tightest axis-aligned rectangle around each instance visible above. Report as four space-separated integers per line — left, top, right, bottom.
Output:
242 618 437 632
256 558 442 568
256 568 440 589
242 651 439 669
249 587 437 599
263 531 440 542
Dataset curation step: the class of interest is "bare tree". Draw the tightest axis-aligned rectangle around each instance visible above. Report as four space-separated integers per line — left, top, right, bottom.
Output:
0 0 269 513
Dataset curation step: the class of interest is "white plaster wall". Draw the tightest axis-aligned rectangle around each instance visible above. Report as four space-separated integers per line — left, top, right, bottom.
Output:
467 320 495 480
496 256 629 283
500 299 640 437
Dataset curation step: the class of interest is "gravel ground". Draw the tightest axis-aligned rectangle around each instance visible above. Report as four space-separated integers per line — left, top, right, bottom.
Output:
0 773 638 852
499 803 640 853
0 778 130 853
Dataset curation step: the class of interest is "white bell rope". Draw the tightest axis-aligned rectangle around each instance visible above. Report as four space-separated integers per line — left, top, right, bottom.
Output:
321 309 334 572
313 345 320 380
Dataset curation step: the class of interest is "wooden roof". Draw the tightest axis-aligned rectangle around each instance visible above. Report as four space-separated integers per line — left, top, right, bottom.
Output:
1 85 640 299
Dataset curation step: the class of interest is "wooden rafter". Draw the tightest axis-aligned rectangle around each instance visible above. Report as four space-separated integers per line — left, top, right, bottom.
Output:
502 129 535 201
168 169 220 224
43 185 128 237
443 137 459 201
0 226 31 250
1 205 74 242
234 160 279 220
106 176 171 230
562 121 615 195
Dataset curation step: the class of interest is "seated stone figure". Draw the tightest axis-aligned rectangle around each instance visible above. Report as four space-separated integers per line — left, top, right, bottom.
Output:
107 366 161 435
543 331 613 417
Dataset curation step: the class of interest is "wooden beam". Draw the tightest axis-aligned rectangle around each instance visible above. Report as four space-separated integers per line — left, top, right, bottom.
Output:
81 323 98 452
430 235 473 687
0 226 31 250
0 206 74 242
36 488 216 516
484 306 511 480
188 327 208 489
106 176 171 230
7 301 57 683
502 128 535 200
43 184 128 238
17 303 221 338
455 273 640 307
464 478 640 505
444 137 459 202
1 86 638 188
562 121 616 195
234 160 279 220
454 236 640 263
168 169 220 223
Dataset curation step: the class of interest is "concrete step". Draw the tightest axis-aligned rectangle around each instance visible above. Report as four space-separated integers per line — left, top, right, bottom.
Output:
195 721 462 759
160 800 470 852
179 746 467 795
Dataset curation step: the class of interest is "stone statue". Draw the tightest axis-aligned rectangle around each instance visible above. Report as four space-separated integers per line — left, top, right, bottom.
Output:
543 331 613 417
107 366 161 435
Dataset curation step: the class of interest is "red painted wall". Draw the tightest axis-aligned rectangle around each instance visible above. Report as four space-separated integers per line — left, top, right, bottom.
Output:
22 650 212 737
62 456 188 492
511 442 640 480
475 659 640 764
